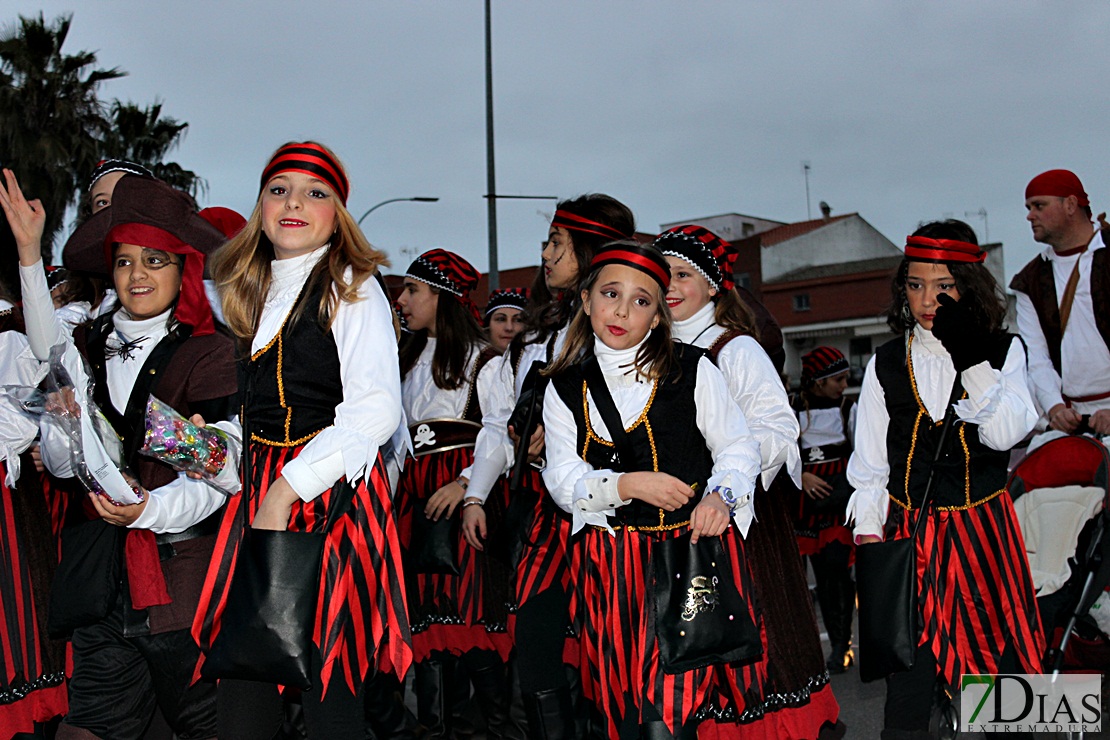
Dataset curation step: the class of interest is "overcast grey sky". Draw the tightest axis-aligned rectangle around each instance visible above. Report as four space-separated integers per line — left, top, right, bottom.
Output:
8 1 1109 281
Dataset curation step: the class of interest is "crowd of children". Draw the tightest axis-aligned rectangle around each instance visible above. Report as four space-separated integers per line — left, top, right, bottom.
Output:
0 145 1069 740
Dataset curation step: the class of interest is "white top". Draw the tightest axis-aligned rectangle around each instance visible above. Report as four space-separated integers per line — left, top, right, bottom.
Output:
1014 229 1110 415
845 325 1038 541
401 338 481 422
672 301 802 489
18 260 234 533
55 301 93 334
247 245 402 503
0 331 48 486
798 402 858 453
462 326 570 503
542 335 762 536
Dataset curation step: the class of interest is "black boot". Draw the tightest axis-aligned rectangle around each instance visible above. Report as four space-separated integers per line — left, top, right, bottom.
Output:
639 720 696 739
364 671 419 739
467 652 525 740
414 659 453 738
522 687 575 739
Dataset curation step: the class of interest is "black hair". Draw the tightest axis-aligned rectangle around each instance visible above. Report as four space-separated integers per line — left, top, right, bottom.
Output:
520 193 635 343
886 219 1007 334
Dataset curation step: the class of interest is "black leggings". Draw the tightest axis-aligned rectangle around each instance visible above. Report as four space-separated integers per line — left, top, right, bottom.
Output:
216 647 364 739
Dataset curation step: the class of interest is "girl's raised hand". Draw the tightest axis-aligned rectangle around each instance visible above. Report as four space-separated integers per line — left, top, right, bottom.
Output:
618 471 693 511
0 169 46 262
690 492 731 543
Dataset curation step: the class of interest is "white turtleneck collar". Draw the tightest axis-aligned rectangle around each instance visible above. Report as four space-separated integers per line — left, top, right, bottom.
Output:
113 307 173 343
671 301 716 344
593 334 651 382
271 244 329 285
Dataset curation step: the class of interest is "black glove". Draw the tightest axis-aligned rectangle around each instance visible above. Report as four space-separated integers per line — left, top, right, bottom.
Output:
931 293 991 372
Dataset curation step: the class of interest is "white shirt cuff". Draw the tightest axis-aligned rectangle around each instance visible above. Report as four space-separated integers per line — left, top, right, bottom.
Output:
282 449 345 502
574 470 628 513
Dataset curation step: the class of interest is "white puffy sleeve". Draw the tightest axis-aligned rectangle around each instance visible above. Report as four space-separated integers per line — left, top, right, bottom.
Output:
0 332 47 485
280 276 402 501
954 336 1039 451
845 355 890 542
694 356 762 537
1014 290 1062 416
716 336 801 488
541 376 606 533
458 353 517 503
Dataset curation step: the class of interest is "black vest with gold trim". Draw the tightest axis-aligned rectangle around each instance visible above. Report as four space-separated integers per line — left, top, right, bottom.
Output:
551 344 712 529
874 333 1015 511
243 281 342 447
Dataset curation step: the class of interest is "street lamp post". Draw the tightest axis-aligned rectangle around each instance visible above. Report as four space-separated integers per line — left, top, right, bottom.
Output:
357 197 439 227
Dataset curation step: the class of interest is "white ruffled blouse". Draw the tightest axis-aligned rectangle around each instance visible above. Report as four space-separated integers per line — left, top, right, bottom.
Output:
845 324 1038 540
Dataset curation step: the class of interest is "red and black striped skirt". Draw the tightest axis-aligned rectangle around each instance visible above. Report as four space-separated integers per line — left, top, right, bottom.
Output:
192 443 412 695
579 524 766 739
897 491 1044 689
396 446 513 663
793 458 854 557
0 459 68 736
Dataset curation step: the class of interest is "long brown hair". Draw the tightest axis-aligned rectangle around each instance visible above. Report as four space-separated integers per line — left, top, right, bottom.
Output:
544 257 676 381
521 193 635 344
399 288 488 390
209 141 388 344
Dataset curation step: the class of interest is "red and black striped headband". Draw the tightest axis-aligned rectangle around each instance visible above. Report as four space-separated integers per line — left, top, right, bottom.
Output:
260 142 350 205
590 243 671 291
904 236 985 264
551 210 631 242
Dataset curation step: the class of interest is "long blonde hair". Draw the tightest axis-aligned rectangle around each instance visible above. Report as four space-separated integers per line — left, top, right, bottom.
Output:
210 141 389 343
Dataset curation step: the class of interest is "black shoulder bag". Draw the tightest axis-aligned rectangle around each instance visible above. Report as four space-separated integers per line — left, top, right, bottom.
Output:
581 358 762 674
201 380 354 690
856 379 963 683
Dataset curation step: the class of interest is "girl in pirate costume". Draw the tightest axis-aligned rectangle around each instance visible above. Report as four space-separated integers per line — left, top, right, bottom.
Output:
0 272 69 738
458 194 635 735
654 226 842 740
1 170 238 740
193 142 411 738
542 242 764 739
394 248 521 738
485 287 529 353
793 346 858 678
847 220 1044 739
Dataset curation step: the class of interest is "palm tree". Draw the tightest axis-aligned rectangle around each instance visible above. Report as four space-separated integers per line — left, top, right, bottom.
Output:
0 13 124 261
97 101 206 201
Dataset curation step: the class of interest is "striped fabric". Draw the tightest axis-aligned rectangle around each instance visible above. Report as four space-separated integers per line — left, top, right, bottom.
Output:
896 493 1044 689
395 445 514 663
578 526 766 738
192 445 412 693
0 462 68 729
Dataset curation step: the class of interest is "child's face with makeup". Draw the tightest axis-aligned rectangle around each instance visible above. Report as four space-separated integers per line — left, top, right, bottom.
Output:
582 264 661 351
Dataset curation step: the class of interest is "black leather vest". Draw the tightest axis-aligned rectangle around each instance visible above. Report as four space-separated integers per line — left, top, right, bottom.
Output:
551 344 713 528
874 334 1014 511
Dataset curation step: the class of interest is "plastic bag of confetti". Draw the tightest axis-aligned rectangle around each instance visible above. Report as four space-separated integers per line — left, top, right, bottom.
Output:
139 395 237 495
19 344 146 506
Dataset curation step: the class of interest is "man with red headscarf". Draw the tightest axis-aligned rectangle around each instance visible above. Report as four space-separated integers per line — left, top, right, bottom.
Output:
1011 169 1110 435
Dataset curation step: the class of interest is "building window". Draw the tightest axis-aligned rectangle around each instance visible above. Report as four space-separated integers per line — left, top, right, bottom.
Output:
792 293 811 312
849 336 872 366
736 272 752 291
742 223 755 237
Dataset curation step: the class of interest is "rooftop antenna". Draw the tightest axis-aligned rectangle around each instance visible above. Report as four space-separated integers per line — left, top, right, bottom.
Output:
964 207 989 244
802 161 812 220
